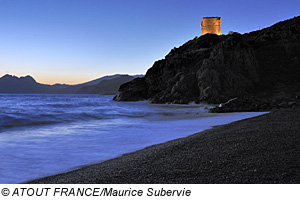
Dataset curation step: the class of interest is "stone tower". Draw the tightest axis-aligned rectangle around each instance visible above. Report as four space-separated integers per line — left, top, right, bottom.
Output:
201 17 221 36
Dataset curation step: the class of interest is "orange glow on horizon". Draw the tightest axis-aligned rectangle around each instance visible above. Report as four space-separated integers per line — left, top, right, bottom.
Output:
37 77 93 85
33 74 99 85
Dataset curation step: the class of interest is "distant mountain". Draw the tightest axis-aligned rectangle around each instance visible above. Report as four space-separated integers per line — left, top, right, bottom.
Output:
0 74 143 94
77 75 138 94
0 74 65 93
77 74 130 86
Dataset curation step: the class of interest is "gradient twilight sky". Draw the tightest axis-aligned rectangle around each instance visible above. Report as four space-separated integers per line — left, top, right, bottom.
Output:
0 0 299 84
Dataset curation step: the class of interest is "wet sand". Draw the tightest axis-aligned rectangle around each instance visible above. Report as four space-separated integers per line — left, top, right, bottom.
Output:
28 109 300 184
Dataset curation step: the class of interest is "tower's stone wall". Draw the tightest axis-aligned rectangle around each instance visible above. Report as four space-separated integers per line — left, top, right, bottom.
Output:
201 17 221 36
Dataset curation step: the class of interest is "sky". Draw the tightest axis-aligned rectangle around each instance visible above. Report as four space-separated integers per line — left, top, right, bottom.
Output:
0 0 299 85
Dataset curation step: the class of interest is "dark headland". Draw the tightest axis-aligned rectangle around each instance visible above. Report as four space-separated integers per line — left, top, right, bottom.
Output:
28 16 300 184
114 16 300 112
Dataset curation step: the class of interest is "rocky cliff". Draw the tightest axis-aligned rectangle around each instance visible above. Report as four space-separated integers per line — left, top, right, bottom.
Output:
114 16 300 110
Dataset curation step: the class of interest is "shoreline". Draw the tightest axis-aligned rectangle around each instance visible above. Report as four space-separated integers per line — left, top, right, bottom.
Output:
28 109 300 184
0 102 266 184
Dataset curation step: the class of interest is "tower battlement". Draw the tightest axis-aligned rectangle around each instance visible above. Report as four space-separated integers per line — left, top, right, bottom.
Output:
201 17 221 36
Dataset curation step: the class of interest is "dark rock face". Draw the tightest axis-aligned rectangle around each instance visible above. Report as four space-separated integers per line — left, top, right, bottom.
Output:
211 84 300 112
113 77 149 101
195 33 260 103
114 16 300 107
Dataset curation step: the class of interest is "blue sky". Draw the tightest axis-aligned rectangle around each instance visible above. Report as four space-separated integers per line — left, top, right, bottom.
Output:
0 0 299 84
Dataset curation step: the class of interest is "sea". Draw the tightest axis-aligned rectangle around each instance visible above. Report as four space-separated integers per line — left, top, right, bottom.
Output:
0 94 267 183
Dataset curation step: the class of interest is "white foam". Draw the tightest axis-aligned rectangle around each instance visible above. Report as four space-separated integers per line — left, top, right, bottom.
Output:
0 111 267 183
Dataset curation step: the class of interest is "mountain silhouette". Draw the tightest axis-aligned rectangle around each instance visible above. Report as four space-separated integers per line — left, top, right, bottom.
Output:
0 74 143 94
77 75 139 95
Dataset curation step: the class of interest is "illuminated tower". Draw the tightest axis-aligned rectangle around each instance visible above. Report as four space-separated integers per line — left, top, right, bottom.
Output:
201 17 221 36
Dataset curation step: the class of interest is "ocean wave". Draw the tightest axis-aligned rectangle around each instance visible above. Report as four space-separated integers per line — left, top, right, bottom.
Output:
79 113 104 120
0 114 59 129
48 102 102 108
48 103 75 108
0 94 213 130
0 112 105 130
